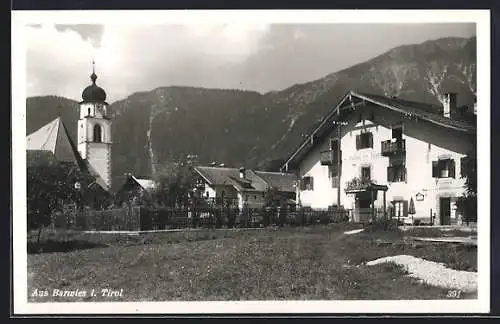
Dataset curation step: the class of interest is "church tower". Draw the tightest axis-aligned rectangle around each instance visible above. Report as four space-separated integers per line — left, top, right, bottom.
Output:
77 62 112 190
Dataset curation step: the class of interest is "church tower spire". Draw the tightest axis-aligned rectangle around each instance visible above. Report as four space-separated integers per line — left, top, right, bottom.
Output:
77 61 112 191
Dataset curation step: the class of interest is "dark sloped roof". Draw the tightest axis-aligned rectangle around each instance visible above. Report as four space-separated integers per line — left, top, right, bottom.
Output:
281 90 477 170
195 167 242 186
194 166 296 193
254 171 297 193
356 92 476 133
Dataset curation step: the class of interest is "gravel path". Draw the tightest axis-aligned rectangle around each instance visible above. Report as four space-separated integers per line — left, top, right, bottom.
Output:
344 229 366 235
366 255 477 293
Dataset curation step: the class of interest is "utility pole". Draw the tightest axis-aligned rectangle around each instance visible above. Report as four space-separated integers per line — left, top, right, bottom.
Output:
337 106 341 209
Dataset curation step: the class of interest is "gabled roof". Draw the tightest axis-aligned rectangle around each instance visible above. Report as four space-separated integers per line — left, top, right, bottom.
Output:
194 166 296 193
254 171 297 193
281 90 477 171
112 174 157 194
26 117 83 166
26 117 108 192
132 176 157 192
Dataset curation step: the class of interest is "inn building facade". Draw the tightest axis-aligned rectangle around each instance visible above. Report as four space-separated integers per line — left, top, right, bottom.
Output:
281 90 476 225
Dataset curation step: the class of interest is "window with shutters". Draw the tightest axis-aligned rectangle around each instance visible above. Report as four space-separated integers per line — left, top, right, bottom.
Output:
361 166 371 182
301 176 314 191
356 131 373 150
432 158 456 178
392 200 408 218
387 164 406 182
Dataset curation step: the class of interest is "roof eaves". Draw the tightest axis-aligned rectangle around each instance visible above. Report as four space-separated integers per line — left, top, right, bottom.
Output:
281 90 353 171
193 167 215 186
352 92 476 134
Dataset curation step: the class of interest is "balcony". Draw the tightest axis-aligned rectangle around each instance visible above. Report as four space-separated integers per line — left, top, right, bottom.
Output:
381 139 406 157
320 150 341 166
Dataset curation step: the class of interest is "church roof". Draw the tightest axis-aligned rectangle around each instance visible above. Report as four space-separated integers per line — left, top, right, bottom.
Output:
26 116 108 191
26 117 83 165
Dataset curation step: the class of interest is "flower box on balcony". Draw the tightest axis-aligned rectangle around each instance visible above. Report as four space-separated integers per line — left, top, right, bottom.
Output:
381 139 406 157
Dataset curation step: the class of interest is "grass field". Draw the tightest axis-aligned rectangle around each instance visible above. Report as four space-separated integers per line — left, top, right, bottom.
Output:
27 224 477 302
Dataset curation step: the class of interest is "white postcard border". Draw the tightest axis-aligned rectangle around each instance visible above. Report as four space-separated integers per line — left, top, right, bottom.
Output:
11 9 491 314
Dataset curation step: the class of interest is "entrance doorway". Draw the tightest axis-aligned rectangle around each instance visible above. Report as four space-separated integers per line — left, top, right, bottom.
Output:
355 193 372 223
440 197 451 225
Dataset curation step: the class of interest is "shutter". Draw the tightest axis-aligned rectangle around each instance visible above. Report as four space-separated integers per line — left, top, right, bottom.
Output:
299 179 304 191
432 161 438 178
356 135 360 150
403 200 409 217
449 159 456 178
368 132 373 148
387 166 393 182
460 157 466 178
403 167 407 182
310 177 314 190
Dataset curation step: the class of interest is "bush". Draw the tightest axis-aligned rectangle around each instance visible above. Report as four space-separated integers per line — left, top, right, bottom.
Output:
456 196 477 224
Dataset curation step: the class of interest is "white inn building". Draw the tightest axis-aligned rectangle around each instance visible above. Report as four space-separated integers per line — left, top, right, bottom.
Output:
281 90 476 225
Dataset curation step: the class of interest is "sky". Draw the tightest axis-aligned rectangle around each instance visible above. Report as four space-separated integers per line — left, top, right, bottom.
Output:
26 23 476 103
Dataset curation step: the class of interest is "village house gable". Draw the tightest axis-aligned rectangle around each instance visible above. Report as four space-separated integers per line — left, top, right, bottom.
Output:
193 166 297 209
281 90 476 225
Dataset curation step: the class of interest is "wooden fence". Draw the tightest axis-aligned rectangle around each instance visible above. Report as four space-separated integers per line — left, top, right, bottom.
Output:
51 206 350 231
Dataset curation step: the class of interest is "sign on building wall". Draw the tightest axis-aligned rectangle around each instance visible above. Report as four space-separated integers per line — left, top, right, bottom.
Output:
416 192 424 201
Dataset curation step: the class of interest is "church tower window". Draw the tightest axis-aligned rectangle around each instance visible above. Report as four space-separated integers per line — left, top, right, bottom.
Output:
93 124 102 143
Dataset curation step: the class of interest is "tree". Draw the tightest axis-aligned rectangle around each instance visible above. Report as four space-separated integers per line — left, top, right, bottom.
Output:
152 157 197 208
27 154 94 243
456 143 477 224
264 186 286 226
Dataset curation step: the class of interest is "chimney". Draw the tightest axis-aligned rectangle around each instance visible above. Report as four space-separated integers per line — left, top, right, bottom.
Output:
239 167 245 179
443 92 457 118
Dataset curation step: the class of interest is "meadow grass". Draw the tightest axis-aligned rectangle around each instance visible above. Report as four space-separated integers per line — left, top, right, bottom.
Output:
27 224 477 302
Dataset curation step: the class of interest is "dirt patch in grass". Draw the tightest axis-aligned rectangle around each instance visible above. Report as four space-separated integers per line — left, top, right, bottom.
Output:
343 230 477 272
27 224 476 302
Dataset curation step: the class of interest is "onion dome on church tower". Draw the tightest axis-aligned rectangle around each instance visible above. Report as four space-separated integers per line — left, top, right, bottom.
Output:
81 61 107 102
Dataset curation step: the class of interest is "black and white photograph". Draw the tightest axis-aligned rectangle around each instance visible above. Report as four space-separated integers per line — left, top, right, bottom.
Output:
11 10 490 314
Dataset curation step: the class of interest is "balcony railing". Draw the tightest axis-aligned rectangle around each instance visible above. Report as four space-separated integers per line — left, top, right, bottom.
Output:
381 139 406 156
320 150 342 165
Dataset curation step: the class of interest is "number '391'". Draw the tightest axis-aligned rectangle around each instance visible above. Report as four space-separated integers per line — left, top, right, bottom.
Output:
446 290 461 298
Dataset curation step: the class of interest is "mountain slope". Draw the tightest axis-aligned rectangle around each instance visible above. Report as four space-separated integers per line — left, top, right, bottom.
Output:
26 36 477 178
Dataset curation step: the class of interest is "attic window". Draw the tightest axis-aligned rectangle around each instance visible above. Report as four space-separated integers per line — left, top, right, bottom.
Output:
432 158 456 178
300 176 314 191
392 125 403 140
356 132 373 150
